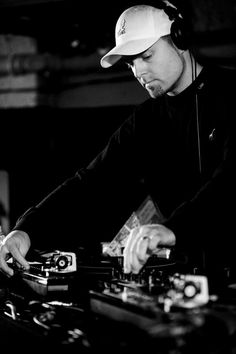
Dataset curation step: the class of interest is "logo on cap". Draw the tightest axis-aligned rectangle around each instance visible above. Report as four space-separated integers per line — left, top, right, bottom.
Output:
117 19 126 37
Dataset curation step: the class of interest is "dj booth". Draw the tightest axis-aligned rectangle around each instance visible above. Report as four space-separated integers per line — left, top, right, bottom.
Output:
1 247 236 354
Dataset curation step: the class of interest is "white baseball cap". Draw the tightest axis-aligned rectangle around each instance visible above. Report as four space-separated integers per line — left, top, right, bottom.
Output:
100 5 173 68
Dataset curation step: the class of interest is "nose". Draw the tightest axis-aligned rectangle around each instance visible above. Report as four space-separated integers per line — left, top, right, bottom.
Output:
131 58 146 81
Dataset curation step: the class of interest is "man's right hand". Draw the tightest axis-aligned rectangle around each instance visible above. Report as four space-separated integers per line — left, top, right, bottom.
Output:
0 230 31 277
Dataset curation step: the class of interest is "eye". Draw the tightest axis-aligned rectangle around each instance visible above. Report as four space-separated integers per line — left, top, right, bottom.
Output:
142 53 152 60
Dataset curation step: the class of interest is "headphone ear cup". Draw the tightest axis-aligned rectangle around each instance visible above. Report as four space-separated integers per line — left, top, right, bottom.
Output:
170 18 189 50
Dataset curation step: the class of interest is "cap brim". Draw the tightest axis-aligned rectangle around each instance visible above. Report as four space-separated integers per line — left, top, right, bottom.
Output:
100 37 160 68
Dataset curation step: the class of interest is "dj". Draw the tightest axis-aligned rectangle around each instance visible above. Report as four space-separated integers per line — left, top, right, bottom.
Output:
0 1 235 277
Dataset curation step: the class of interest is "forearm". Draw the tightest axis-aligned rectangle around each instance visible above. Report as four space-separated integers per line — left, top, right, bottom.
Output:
12 173 87 248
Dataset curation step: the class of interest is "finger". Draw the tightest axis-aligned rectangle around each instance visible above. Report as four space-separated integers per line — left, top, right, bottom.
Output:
129 229 150 273
123 228 140 273
123 235 134 273
0 263 14 277
130 242 148 274
147 229 161 252
0 247 14 277
136 235 149 265
10 247 30 270
131 227 160 272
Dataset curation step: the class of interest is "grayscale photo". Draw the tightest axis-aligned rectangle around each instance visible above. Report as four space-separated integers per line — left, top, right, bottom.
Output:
0 0 236 352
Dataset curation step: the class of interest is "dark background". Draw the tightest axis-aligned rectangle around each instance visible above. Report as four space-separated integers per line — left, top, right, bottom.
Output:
0 0 236 231
0 106 134 227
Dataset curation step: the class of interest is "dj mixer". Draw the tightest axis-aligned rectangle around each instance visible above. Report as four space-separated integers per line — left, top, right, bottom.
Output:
1 247 236 353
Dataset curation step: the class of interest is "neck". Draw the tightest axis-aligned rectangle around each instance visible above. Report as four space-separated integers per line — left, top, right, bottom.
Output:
189 51 203 80
168 51 203 96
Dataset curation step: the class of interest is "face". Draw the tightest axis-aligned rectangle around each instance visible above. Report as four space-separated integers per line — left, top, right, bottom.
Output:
124 36 186 98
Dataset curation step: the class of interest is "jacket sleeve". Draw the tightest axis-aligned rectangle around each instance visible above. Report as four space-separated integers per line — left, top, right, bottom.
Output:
12 114 144 250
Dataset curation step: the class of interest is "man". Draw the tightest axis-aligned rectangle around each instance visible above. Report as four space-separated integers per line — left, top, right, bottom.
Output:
0 2 235 278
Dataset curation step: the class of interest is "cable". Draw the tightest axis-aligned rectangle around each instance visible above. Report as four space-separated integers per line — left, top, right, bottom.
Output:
190 52 202 175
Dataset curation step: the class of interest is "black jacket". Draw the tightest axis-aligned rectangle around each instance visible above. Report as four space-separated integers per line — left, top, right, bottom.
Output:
14 65 236 270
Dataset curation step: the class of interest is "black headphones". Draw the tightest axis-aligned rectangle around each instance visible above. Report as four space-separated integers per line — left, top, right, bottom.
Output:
155 0 190 50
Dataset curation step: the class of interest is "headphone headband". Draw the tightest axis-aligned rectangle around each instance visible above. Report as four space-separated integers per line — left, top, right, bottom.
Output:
155 0 190 50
